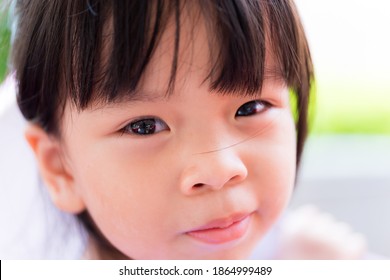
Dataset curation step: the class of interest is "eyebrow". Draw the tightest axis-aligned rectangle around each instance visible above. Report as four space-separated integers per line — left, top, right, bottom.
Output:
263 66 285 81
113 89 172 104
87 89 170 112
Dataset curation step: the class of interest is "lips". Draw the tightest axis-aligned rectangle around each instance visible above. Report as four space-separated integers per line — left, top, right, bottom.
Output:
186 212 252 244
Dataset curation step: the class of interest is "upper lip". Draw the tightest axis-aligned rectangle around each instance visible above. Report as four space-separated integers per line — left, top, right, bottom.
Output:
187 212 252 232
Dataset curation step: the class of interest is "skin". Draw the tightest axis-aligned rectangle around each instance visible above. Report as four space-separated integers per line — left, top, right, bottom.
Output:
26 14 297 259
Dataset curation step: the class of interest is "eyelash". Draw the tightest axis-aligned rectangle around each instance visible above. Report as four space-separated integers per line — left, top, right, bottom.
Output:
120 100 270 136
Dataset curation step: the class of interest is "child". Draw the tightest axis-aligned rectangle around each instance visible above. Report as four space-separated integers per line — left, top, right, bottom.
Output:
9 0 361 259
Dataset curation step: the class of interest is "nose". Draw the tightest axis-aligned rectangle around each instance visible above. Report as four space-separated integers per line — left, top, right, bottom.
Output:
179 148 248 195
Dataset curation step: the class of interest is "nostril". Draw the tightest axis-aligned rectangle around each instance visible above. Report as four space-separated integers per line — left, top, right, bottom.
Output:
193 183 204 188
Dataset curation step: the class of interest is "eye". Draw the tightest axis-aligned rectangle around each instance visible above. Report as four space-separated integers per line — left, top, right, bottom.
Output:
235 100 270 117
121 118 169 136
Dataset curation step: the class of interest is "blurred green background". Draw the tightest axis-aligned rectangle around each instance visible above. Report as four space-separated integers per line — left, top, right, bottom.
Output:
0 2 10 83
0 0 389 134
296 0 390 135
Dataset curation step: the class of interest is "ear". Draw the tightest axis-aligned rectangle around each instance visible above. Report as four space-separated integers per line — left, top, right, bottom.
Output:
25 124 86 214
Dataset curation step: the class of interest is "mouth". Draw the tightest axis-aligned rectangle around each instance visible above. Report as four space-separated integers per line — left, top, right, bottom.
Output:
186 212 253 245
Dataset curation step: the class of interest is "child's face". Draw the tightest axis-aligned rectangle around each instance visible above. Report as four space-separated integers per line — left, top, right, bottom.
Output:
56 17 296 259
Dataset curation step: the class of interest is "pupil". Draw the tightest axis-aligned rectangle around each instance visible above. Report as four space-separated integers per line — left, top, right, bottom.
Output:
131 119 156 134
243 103 256 114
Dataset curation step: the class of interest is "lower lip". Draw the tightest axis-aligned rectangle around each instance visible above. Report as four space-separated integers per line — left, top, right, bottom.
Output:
186 215 251 244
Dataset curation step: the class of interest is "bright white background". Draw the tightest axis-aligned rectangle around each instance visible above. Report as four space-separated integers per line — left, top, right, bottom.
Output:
293 0 390 257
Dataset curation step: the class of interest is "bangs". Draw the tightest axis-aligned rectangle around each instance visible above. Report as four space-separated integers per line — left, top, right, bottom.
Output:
63 0 312 107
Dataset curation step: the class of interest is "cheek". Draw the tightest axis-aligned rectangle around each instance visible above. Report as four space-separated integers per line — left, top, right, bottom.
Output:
245 111 296 223
69 140 176 256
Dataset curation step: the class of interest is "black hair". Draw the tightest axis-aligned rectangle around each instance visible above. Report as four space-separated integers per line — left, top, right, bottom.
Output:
12 0 313 258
